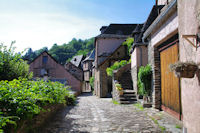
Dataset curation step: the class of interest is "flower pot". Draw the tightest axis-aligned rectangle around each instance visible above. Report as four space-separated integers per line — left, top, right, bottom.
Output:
174 64 198 78
118 91 123 96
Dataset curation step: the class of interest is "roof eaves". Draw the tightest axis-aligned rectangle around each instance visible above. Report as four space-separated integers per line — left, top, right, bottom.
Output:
143 0 177 40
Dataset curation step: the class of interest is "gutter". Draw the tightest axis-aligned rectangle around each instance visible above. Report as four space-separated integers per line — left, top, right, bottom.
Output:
142 0 177 41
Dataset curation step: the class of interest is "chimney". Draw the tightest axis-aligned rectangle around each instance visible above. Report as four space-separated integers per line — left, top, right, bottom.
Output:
100 26 107 33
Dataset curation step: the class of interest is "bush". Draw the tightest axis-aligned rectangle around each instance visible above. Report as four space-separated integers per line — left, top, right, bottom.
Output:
106 60 130 77
122 37 134 54
89 76 94 89
137 64 152 96
0 79 74 132
0 43 32 81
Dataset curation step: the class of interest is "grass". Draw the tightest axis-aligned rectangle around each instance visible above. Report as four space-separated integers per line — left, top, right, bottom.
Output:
149 115 166 132
112 100 120 105
133 103 144 111
175 124 182 129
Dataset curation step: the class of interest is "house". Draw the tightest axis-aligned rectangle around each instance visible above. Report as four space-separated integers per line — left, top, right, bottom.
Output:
29 51 82 94
130 5 164 100
82 50 95 92
142 0 200 132
94 24 138 97
69 55 85 69
65 62 83 81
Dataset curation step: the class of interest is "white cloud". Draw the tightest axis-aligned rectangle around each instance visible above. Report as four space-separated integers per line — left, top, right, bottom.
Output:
0 10 108 52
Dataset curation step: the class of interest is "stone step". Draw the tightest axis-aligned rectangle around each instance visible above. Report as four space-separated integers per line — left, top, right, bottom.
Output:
119 97 137 101
122 94 136 97
123 90 135 94
119 100 137 104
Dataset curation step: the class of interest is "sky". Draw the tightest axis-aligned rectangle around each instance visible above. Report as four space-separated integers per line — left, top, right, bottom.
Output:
0 0 155 52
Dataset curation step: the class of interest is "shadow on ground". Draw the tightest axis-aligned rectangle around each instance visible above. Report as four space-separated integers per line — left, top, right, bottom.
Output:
39 93 93 133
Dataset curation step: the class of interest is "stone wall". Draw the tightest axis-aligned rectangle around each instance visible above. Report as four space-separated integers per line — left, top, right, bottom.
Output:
112 79 120 103
131 45 148 98
29 52 82 94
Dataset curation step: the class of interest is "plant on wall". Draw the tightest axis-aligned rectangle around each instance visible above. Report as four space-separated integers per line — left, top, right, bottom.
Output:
106 60 131 77
137 64 152 96
122 37 134 54
89 76 94 90
169 61 198 78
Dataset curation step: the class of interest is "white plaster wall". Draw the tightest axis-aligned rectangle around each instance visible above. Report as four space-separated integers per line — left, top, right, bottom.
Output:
151 12 178 47
131 49 137 68
97 38 125 56
178 0 200 132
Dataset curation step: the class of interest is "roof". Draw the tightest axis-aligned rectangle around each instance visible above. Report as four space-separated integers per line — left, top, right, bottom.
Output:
101 24 138 35
29 50 60 65
96 34 128 38
143 0 176 40
82 50 95 62
98 45 129 67
70 55 84 68
133 5 164 44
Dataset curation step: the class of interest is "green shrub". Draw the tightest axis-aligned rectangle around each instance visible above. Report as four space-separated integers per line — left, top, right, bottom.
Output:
0 79 74 132
106 60 129 77
89 76 94 89
0 43 32 81
122 37 134 54
137 64 152 96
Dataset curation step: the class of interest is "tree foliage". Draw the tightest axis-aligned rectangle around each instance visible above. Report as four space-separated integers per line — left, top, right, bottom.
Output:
137 64 152 96
122 37 134 54
0 78 75 132
106 60 131 77
0 43 32 81
23 38 94 64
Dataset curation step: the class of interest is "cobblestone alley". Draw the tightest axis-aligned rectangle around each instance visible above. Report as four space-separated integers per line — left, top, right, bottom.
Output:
41 93 182 133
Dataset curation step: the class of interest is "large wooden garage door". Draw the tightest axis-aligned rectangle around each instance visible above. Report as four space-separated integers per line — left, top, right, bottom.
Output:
160 42 181 118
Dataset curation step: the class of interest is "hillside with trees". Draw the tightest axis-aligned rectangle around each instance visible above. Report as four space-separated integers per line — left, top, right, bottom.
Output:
23 38 94 64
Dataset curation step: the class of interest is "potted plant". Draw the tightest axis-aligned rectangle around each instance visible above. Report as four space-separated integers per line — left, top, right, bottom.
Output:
170 61 198 78
115 83 123 95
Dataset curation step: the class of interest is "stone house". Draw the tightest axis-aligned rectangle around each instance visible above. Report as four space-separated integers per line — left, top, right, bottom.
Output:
94 24 138 98
142 0 200 132
29 51 82 94
82 50 95 92
96 45 130 97
69 55 85 69
131 5 164 96
65 62 83 81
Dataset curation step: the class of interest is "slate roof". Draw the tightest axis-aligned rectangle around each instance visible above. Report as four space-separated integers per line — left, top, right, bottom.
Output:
82 50 95 62
101 24 138 35
70 55 84 68
132 5 164 44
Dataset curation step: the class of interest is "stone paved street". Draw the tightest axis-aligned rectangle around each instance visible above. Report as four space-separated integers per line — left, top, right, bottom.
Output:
41 93 180 133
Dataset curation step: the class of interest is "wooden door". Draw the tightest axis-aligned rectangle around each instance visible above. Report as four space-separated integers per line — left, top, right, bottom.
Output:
160 43 181 118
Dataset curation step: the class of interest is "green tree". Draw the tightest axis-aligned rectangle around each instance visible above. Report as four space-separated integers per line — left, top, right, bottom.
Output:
0 42 32 80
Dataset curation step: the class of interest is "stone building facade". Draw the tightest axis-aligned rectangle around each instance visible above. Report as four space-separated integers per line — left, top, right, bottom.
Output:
82 50 95 92
29 51 82 94
142 0 200 132
130 5 164 97
95 45 129 97
94 24 137 98
143 0 178 113
65 62 83 81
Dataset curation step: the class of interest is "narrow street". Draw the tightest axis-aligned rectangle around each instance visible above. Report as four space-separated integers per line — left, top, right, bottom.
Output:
41 93 163 133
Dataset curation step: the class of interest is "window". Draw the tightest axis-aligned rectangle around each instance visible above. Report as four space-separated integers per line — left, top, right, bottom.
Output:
42 56 48 64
